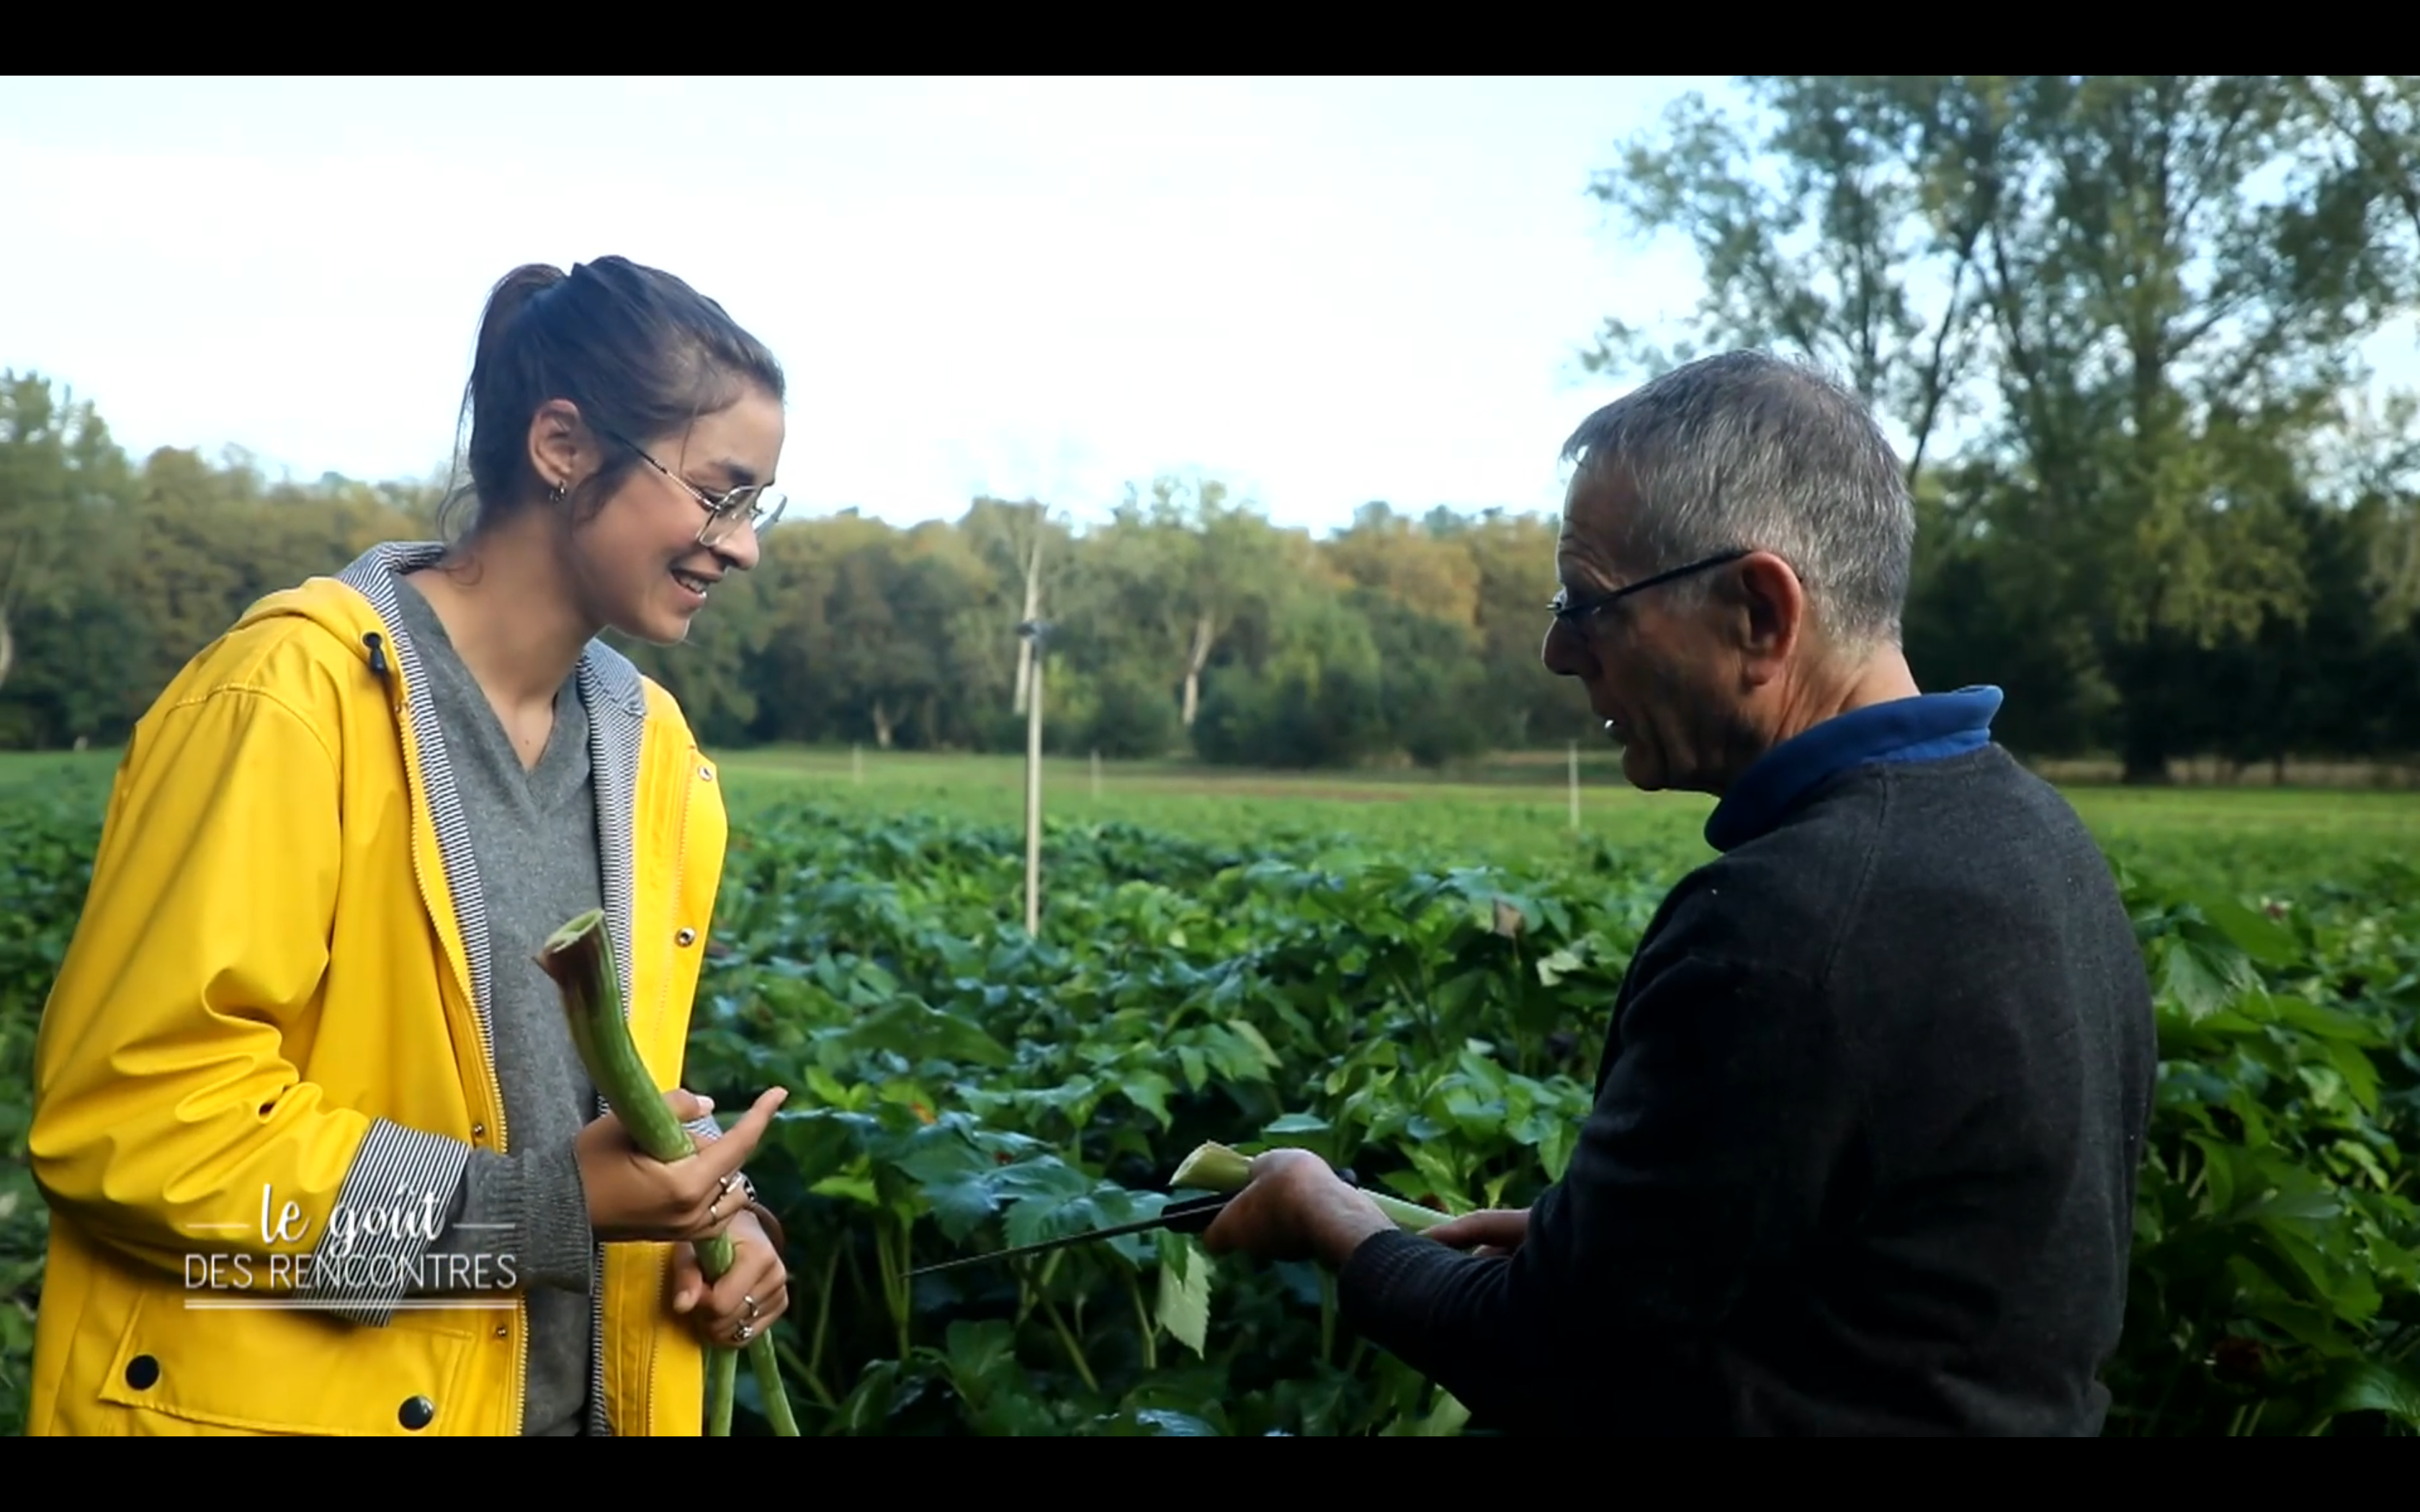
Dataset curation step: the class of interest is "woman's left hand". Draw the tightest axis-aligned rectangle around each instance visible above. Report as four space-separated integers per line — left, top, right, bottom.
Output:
669 1208 789 1347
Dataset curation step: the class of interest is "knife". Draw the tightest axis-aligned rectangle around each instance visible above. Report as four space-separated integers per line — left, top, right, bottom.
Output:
900 1166 1360 1279
901 1192 1234 1279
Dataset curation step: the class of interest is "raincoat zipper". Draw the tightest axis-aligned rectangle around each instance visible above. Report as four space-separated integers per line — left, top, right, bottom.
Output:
362 620 524 1437
581 647 654 1436
640 754 699 1432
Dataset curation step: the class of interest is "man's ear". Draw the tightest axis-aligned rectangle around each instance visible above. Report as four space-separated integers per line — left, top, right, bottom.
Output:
1727 552 1804 686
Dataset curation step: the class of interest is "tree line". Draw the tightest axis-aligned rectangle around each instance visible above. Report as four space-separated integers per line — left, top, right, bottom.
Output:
4 76 2418 780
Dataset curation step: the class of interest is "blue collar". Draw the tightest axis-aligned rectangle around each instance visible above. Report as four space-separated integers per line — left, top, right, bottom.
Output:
1703 685 2004 852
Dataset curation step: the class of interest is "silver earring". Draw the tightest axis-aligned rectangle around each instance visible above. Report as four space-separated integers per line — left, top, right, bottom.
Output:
550 480 568 503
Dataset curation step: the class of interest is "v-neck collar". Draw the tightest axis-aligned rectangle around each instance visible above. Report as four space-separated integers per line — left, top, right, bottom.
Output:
387 570 589 796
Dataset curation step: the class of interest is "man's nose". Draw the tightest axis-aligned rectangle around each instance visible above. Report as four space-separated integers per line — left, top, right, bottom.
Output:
1541 620 1588 678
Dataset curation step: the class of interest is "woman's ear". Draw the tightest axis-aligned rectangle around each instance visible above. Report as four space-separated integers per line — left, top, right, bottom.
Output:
525 398 587 498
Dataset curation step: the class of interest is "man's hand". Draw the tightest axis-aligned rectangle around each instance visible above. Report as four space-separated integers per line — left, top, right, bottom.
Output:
1198 1148 1396 1270
576 1086 786 1244
1425 1207 1530 1259
669 1207 789 1347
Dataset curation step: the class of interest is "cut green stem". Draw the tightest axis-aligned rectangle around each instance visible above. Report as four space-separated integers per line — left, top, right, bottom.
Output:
539 908 801 1437
1171 1140 1453 1232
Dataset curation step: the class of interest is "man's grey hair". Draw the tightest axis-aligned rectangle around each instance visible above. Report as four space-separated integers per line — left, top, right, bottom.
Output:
1559 349 1915 650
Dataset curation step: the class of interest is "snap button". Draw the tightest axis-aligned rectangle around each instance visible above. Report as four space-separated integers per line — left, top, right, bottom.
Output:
400 1395 436 1430
125 1354 160 1390
699 765 714 782
676 927 697 947
471 1122 486 1140
494 1324 510 1339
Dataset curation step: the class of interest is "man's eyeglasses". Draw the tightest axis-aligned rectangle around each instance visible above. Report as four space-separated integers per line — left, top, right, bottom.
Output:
1547 549 1752 627
601 427 787 549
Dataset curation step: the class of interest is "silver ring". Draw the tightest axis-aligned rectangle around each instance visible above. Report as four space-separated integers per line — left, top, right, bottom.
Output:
717 1171 736 1195
743 1295 759 1318
707 1196 722 1223
732 1321 752 1343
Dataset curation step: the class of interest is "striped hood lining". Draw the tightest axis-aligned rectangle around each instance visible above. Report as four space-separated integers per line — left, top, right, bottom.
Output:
301 541 656 1436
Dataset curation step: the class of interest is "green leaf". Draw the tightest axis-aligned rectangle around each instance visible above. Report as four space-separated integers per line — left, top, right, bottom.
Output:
2321 1038 2381 1115
1263 1112 1330 1135
2158 936 2246 1023
2185 1133 2241 1215
1404 1143 1469 1211
2317 1361 2420 1427
918 1175 1002 1243
2185 891 2300 968
941 1318 1022 1404
2239 1162 2344 1225
1119 1070 1175 1130
837 999 1015 1068
2263 993 2388 1046
996 1160 1102 1248
810 1172 879 1207
1227 1019 1283 1070
1155 1233 1213 1357
1435 966 1490 1021
1538 1118 1579 1183
2328 1138 2393 1192
1392 1392 1473 1436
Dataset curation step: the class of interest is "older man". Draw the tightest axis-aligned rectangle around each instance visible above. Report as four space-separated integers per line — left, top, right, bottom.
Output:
1199 351 2157 1436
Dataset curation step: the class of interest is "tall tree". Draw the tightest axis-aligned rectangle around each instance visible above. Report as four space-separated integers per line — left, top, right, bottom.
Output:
0 374 130 693
1580 78 1992 490
1091 474 1294 729
959 495 1072 716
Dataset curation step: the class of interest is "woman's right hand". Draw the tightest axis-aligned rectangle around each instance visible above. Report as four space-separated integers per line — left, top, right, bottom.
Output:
575 1086 787 1244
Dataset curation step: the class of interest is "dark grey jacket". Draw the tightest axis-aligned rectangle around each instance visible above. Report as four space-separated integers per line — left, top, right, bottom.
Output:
1338 721 2158 1436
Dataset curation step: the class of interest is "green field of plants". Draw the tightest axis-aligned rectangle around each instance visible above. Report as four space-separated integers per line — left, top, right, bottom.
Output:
4 750 2418 1435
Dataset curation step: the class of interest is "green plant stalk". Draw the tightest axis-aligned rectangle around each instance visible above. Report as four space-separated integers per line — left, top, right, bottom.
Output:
873 1218 912 1363
775 1333 838 1411
803 1248 842 1400
1319 1269 1337 1365
1124 1267 1157 1372
1043 1292 1101 1393
1172 1140 1453 1232
709 1347 738 1436
539 909 801 1437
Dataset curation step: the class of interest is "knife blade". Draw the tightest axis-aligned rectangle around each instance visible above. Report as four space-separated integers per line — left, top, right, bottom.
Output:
901 1191 1234 1279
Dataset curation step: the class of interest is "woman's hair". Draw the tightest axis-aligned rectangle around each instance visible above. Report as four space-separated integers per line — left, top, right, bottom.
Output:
434 256 785 541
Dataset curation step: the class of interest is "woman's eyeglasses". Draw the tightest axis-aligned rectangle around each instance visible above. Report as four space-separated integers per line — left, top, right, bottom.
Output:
600 426 786 548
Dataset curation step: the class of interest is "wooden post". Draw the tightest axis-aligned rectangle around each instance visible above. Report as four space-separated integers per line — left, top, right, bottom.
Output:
1020 620 1051 936
1569 740 1580 831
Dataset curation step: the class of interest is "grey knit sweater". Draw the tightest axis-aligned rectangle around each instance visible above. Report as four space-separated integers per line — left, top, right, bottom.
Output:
389 574 603 1436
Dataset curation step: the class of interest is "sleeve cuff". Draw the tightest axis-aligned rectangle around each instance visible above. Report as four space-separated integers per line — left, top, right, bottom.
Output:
1336 1228 1465 1344
297 1119 472 1325
512 1132 599 1292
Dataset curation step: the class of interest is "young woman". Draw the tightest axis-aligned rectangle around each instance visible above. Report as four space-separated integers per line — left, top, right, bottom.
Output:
26 256 797 1436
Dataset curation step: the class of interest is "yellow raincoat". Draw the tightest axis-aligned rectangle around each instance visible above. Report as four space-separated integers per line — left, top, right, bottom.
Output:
26 541 729 1435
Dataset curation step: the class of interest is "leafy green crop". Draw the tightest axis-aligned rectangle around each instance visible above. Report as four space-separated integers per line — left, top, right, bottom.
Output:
1 781 2414 1436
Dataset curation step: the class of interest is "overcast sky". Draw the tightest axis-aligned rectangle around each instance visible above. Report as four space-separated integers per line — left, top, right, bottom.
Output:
5 76 2414 536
